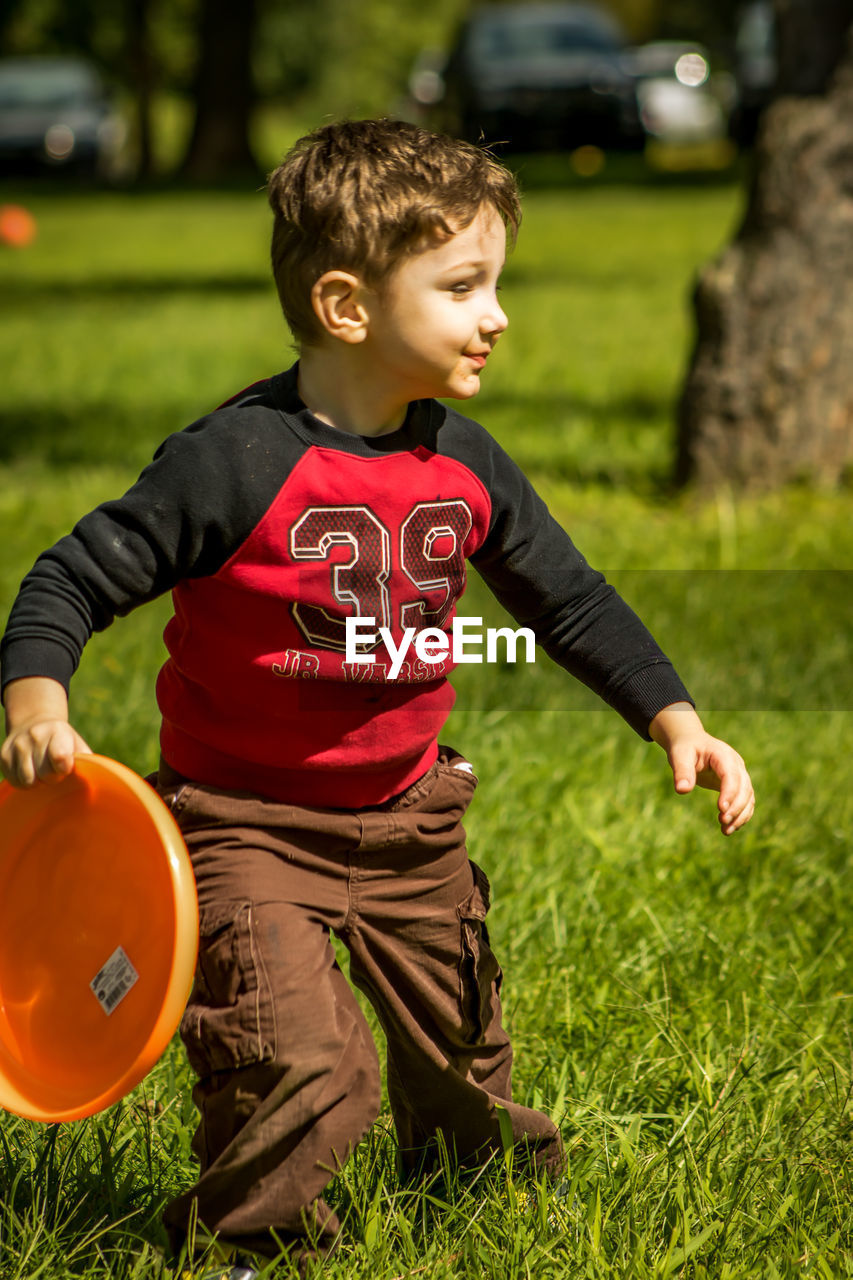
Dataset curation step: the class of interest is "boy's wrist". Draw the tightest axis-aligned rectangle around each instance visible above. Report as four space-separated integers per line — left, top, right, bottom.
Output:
648 701 704 749
2 676 70 733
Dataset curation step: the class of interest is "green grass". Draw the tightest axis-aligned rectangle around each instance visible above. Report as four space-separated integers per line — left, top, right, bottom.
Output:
0 170 851 1278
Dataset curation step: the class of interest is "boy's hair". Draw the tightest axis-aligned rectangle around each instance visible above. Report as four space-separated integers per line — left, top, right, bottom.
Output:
267 118 521 345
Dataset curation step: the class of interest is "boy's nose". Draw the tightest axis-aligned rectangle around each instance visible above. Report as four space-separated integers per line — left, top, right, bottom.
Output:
482 295 509 338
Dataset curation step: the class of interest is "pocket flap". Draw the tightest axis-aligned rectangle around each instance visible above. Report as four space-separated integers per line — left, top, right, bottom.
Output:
457 860 491 921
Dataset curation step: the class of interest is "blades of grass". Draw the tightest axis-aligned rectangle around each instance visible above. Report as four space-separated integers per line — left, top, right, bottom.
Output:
661 1218 722 1275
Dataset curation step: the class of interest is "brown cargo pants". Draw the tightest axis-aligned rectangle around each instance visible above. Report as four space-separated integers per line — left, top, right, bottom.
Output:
155 746 563 1261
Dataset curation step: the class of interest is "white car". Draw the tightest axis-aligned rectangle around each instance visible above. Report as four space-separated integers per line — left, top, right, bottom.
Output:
628 41 736 168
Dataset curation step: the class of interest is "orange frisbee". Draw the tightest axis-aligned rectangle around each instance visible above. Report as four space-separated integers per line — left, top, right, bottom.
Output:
0 754 198 1122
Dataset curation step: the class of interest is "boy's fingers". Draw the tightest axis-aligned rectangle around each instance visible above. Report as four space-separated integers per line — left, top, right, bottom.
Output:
32 737 66 782
707 749 751 805
24 725 89 785
664 734 754 835
2 745 34 788
1 726 92 789
669 744 697 793
697 745 745 797
718 774 750 815
42 744 74 781
43 729 91 780
719 776 755 824
720 790 755 835
713 756 755 834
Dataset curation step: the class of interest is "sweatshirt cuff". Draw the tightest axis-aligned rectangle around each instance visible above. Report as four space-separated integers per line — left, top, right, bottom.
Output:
0 637 77 697
608 662 694 740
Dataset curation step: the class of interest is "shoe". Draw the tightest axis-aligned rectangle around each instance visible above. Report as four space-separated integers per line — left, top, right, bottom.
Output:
179 1251 260 1279
521 1176 580 1232
181 1265 258 1280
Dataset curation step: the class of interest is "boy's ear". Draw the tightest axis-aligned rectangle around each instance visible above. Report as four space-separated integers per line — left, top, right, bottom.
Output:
310 271 370 344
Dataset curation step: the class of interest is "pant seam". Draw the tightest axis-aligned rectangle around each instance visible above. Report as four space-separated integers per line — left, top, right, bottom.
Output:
345 844 360 931
247 904 276 1062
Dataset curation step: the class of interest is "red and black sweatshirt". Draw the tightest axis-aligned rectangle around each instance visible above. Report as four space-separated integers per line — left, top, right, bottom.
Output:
1 365 692 806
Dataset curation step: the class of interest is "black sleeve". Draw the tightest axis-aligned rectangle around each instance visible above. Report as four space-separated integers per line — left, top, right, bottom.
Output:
0 406 299 694
441 413 693 738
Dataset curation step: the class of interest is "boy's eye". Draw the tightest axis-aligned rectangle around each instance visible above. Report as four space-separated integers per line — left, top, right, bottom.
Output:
449 282 472 294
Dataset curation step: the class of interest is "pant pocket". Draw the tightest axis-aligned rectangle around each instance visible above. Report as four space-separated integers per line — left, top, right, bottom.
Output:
437 743 477 775
180 902 276 1077
457 861 503 1045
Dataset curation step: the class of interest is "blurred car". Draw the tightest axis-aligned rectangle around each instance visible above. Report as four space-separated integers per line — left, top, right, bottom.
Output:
627 40 736 169
412 3 643 152
0 56 127 178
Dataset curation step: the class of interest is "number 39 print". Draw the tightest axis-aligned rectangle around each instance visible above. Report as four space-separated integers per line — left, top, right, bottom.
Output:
289 500 473 653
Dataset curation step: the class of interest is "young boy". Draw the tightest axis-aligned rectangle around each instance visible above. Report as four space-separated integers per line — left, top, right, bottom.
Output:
1 119 753 1276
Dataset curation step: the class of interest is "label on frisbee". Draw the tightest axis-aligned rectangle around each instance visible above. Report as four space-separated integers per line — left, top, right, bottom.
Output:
90 946 139 1016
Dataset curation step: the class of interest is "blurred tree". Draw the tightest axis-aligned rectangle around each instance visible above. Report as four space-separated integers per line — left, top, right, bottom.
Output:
311 0 469 119
126 0 154 178
179 0 259 179
176 0 474 176
676 0 853 488
254 0 334 109
0 0 125 70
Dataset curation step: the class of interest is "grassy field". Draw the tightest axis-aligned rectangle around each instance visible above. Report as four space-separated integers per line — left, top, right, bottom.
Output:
0 168 851 1279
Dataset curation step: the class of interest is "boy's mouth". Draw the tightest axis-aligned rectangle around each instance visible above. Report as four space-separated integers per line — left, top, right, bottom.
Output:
465 353 489 369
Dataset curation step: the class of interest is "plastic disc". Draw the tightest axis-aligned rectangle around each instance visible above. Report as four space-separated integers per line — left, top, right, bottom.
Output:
0 754 198 1122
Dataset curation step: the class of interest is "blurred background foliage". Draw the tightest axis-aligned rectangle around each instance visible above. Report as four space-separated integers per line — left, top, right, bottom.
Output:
0 0 747 178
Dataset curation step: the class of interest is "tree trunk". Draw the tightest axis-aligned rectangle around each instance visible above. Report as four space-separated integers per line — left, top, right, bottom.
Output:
127 0 155 180
180 0 259 182
675 1 853 489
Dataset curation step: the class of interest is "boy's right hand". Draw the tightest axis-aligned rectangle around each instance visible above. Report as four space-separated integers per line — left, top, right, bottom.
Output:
1 677 92 788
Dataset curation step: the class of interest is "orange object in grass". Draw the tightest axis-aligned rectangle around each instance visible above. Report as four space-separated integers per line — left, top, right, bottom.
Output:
0 204 37 248
0 754 197 1122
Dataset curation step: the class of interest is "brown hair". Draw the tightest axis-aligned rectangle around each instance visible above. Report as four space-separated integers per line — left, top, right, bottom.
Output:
267 118 521 345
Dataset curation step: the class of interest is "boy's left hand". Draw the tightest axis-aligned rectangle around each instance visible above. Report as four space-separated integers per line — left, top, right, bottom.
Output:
648 702 755 836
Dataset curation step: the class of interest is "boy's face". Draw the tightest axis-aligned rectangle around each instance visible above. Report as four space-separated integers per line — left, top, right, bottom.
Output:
363 204 509 405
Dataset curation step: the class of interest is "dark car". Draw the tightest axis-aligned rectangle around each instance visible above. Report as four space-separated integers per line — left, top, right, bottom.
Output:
0 56 126 178
419 3 643 152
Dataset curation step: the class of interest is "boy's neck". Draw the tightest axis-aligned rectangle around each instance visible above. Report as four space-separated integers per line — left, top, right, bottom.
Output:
296 346 408 438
